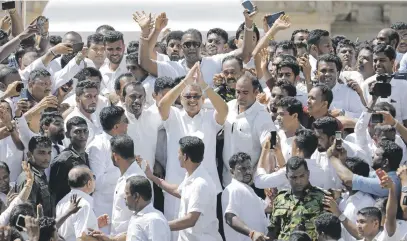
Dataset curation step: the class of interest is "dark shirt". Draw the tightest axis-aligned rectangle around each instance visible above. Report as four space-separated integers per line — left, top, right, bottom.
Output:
14 165 55 217
49 145 90 203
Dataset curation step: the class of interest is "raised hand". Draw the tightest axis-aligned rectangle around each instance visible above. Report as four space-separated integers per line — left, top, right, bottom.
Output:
243 5 258 27
22 161 34 187
262 14 272 32
273 15 291 31
259 48 270 70
133 11 154 33
24 216 40 241
323 195 341 217
155 12 168 31
376 111 396 126
378 172 394 189
252 231 270 241
68 194 82 214
50 43 73 55
0 15 11 31
183 62 199 85
18 23 40 40
346 79 362 95
38 95 59 110
4 80 23 98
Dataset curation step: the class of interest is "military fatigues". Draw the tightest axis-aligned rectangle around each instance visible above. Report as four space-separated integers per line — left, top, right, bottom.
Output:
268 185 327 240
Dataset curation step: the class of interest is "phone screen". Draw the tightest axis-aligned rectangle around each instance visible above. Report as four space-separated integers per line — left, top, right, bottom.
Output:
371 113 384 124
241 0 254 13
267 11 285 27
270 131 277 149
16 214 25 228
335 131 342 149
2 1 15 10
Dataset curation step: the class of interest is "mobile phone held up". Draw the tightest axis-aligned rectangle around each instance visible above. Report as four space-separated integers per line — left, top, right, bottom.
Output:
371 113 384 124
266 11 285 27
335 131 342 149
375 168 386 180
16 214 25 229
2 1 15 10
241 0 254 14
35 16 48 36
270 131 277 149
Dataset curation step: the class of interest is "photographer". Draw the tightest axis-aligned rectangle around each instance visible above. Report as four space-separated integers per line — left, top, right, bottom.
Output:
361 44 407 125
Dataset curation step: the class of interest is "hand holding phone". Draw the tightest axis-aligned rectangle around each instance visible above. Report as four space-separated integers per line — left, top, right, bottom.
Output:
241 0 254 13
335 131 342 149
266 11 285 27
371 113 384 124
270 131 277 149
16 214 26 229
376 168 386 180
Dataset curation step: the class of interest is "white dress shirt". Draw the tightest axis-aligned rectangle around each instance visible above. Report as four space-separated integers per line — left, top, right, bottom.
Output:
64 107 102 147
361 75 407 123
222 179 268 241
177 165 223 241
340 71 365 86
141 76 156 109
358 227 393 241
126 203 170 241
310 140 370 189
86 132 121 232
125 108 162 172
111 161 147 235
330 83 365 119
394 219 407 241
278 129 295 162
62 94 110 122
309 54 317 80
223 99 276 186
163 107 223 223
56 189 99 241
0 136 23 182
99 59 127 95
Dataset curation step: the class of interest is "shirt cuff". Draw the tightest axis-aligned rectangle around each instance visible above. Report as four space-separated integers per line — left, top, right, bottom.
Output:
351 174 361 190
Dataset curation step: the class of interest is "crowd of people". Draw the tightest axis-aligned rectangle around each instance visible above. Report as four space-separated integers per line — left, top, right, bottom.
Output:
1 2 407 241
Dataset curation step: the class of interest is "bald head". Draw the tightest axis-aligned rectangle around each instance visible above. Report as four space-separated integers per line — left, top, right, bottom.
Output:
68 165 93 188
63 31 83 45
377 28 399 49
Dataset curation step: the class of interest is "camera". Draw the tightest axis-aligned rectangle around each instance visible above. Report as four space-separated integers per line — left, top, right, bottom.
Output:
369 74 393 98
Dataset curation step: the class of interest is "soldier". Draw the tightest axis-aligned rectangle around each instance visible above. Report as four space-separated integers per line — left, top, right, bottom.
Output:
267 156 327 240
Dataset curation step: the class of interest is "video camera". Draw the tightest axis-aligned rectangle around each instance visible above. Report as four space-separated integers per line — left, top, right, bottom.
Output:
369 73 393 98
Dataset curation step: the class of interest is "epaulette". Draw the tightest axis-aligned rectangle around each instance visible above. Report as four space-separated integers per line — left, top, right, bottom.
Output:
312 186 331 195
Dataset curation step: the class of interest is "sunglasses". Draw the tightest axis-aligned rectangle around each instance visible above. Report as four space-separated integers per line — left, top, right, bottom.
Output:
183 95 202 100
183 41 201 49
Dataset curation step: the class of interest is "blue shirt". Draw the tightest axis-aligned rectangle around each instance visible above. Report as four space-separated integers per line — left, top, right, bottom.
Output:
352 171 401 198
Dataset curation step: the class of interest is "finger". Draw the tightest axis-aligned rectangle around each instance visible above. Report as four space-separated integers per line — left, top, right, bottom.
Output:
37 204 44 218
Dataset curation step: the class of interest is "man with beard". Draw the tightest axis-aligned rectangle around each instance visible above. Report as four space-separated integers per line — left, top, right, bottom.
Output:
64 81 102 147
206 28 228 56
315 54 365 119
213 56 244 102
50 116 90 203
221 152 268 241
376 28 399 51
99 31 127 95
361 44 407 125
291 29 309 45
275 59 308 105
307 29 333 79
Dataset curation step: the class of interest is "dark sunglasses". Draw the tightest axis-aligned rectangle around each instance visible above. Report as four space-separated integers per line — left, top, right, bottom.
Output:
183 41 201 49
183 95 202 100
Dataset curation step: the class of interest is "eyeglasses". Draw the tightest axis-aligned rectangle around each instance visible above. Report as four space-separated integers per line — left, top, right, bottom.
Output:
183 41 201 49
182 95 202 100
127 66 137 71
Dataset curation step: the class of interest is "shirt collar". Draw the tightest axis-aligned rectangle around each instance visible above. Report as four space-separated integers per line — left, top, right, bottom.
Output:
125 108 145 122
70 189 93 206
102 131 112 141
184 164 204 184
181 108 204 120
122 161 143 178
234 100 262 116
72 107 97 124
136 202 154 217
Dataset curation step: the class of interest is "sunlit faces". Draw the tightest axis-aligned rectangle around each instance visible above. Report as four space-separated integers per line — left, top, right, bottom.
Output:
314 36 333 55
316 61 338 89
181 33 202 63
235 31 258 50
68 124 89 148
181 85 204 114
126 60 148 82
105 40 125 64
286 164 310 193
314 128 332 153
124 84 146 117
373 52 394 75
88 42 105 67
206 33 226 56
235 78 258 111
292 31 309 45
231 159 253 185
277 66 296 84
337 46 355 67
29 76 52 101
167 39 183 61
30 145 52 169
307 87 328 117
77 87 98 114
222 58 243 89
0 168 10 194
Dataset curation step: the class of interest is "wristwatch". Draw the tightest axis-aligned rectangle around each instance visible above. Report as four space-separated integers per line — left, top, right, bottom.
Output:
338 213 347 222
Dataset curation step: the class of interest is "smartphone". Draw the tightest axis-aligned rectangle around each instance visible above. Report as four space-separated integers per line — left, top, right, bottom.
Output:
241 0 254 13
61 79 74 92
2 1 15 10
371 113 384 124
15 82 24 93
335 131 342 149
266 11 285 27
376 168 386 180
72 42 84 53
270 131 277 149
35 16 47 36
16 214 25 229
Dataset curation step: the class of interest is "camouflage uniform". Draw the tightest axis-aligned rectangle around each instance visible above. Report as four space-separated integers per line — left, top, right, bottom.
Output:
268 185 327 240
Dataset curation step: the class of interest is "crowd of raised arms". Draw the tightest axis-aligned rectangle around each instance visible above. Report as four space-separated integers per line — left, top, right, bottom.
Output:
2 2 407 241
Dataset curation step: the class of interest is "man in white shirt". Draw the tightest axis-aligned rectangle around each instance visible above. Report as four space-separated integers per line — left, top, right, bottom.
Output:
222 152 268 241
99 31 127 95
361 44 407 125
125 175 170 241
86 106 128 234
110 134 148 235
157 64 228 223
307 29 333 79
56 166 108 241
145 136 223 241
113 73 136 107
314 213 343 241
223 72 276 186
64 81 102 147
86 33 105 70
315 54 365 119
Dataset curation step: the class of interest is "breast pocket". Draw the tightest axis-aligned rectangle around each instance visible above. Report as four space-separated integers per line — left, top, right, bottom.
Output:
232 120 253 152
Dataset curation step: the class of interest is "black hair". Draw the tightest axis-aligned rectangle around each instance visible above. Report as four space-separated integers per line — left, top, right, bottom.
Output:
64 31 82 42
127 175 152 201
49 35 62 46
96 25 115 33
235 22 260 43
74 68 91 82
227 36 237 50
276 96 303 117
238 72 261 92
179 136 205 163
103 31 124 44
222 55 243 69
182 29 202 42
307 29 330 48
100 106 125 131
373 102 396 118
336 39 356 54
345 157 370 177
331 35 347 54
373 44 396 61
10 202 35 231
207 28 228 43
66 116 88 134
0 66 18 84
122 81 145 98
0 161 10 174
111 134 134 160
114 73 135 92
383 28 400 48
374 125 396 142
276 40 297 57
87 33 104 48
39 217 56 241
28 136 52 153
356 41 373 58
391 22 407 31
173 76 184 85
288 231 312 241
126 52 138 63
229 152 251 170
286 156 309 173
312 84 333 108
68 165 92 188
15 48 26 63
29 68 51 82
75 80 98 97
317 54 343 72
280 54 297 63
20 36 36 49
294 129 318 158
39 111 63 135
314 213 342 240
291 29 309 41
154 76 176 94
313 116 339 137
276 80 297 97
86 67 102 81
357 207 382 223
127 40 139 54
277 59 300 76
166 30 184 45
378 140 402 171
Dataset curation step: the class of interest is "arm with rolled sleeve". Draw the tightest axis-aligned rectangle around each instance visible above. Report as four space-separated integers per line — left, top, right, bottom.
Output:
52 58 85 93
255 112 276 146
19 57 47 84
16 116 37 149
352 174 389 197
